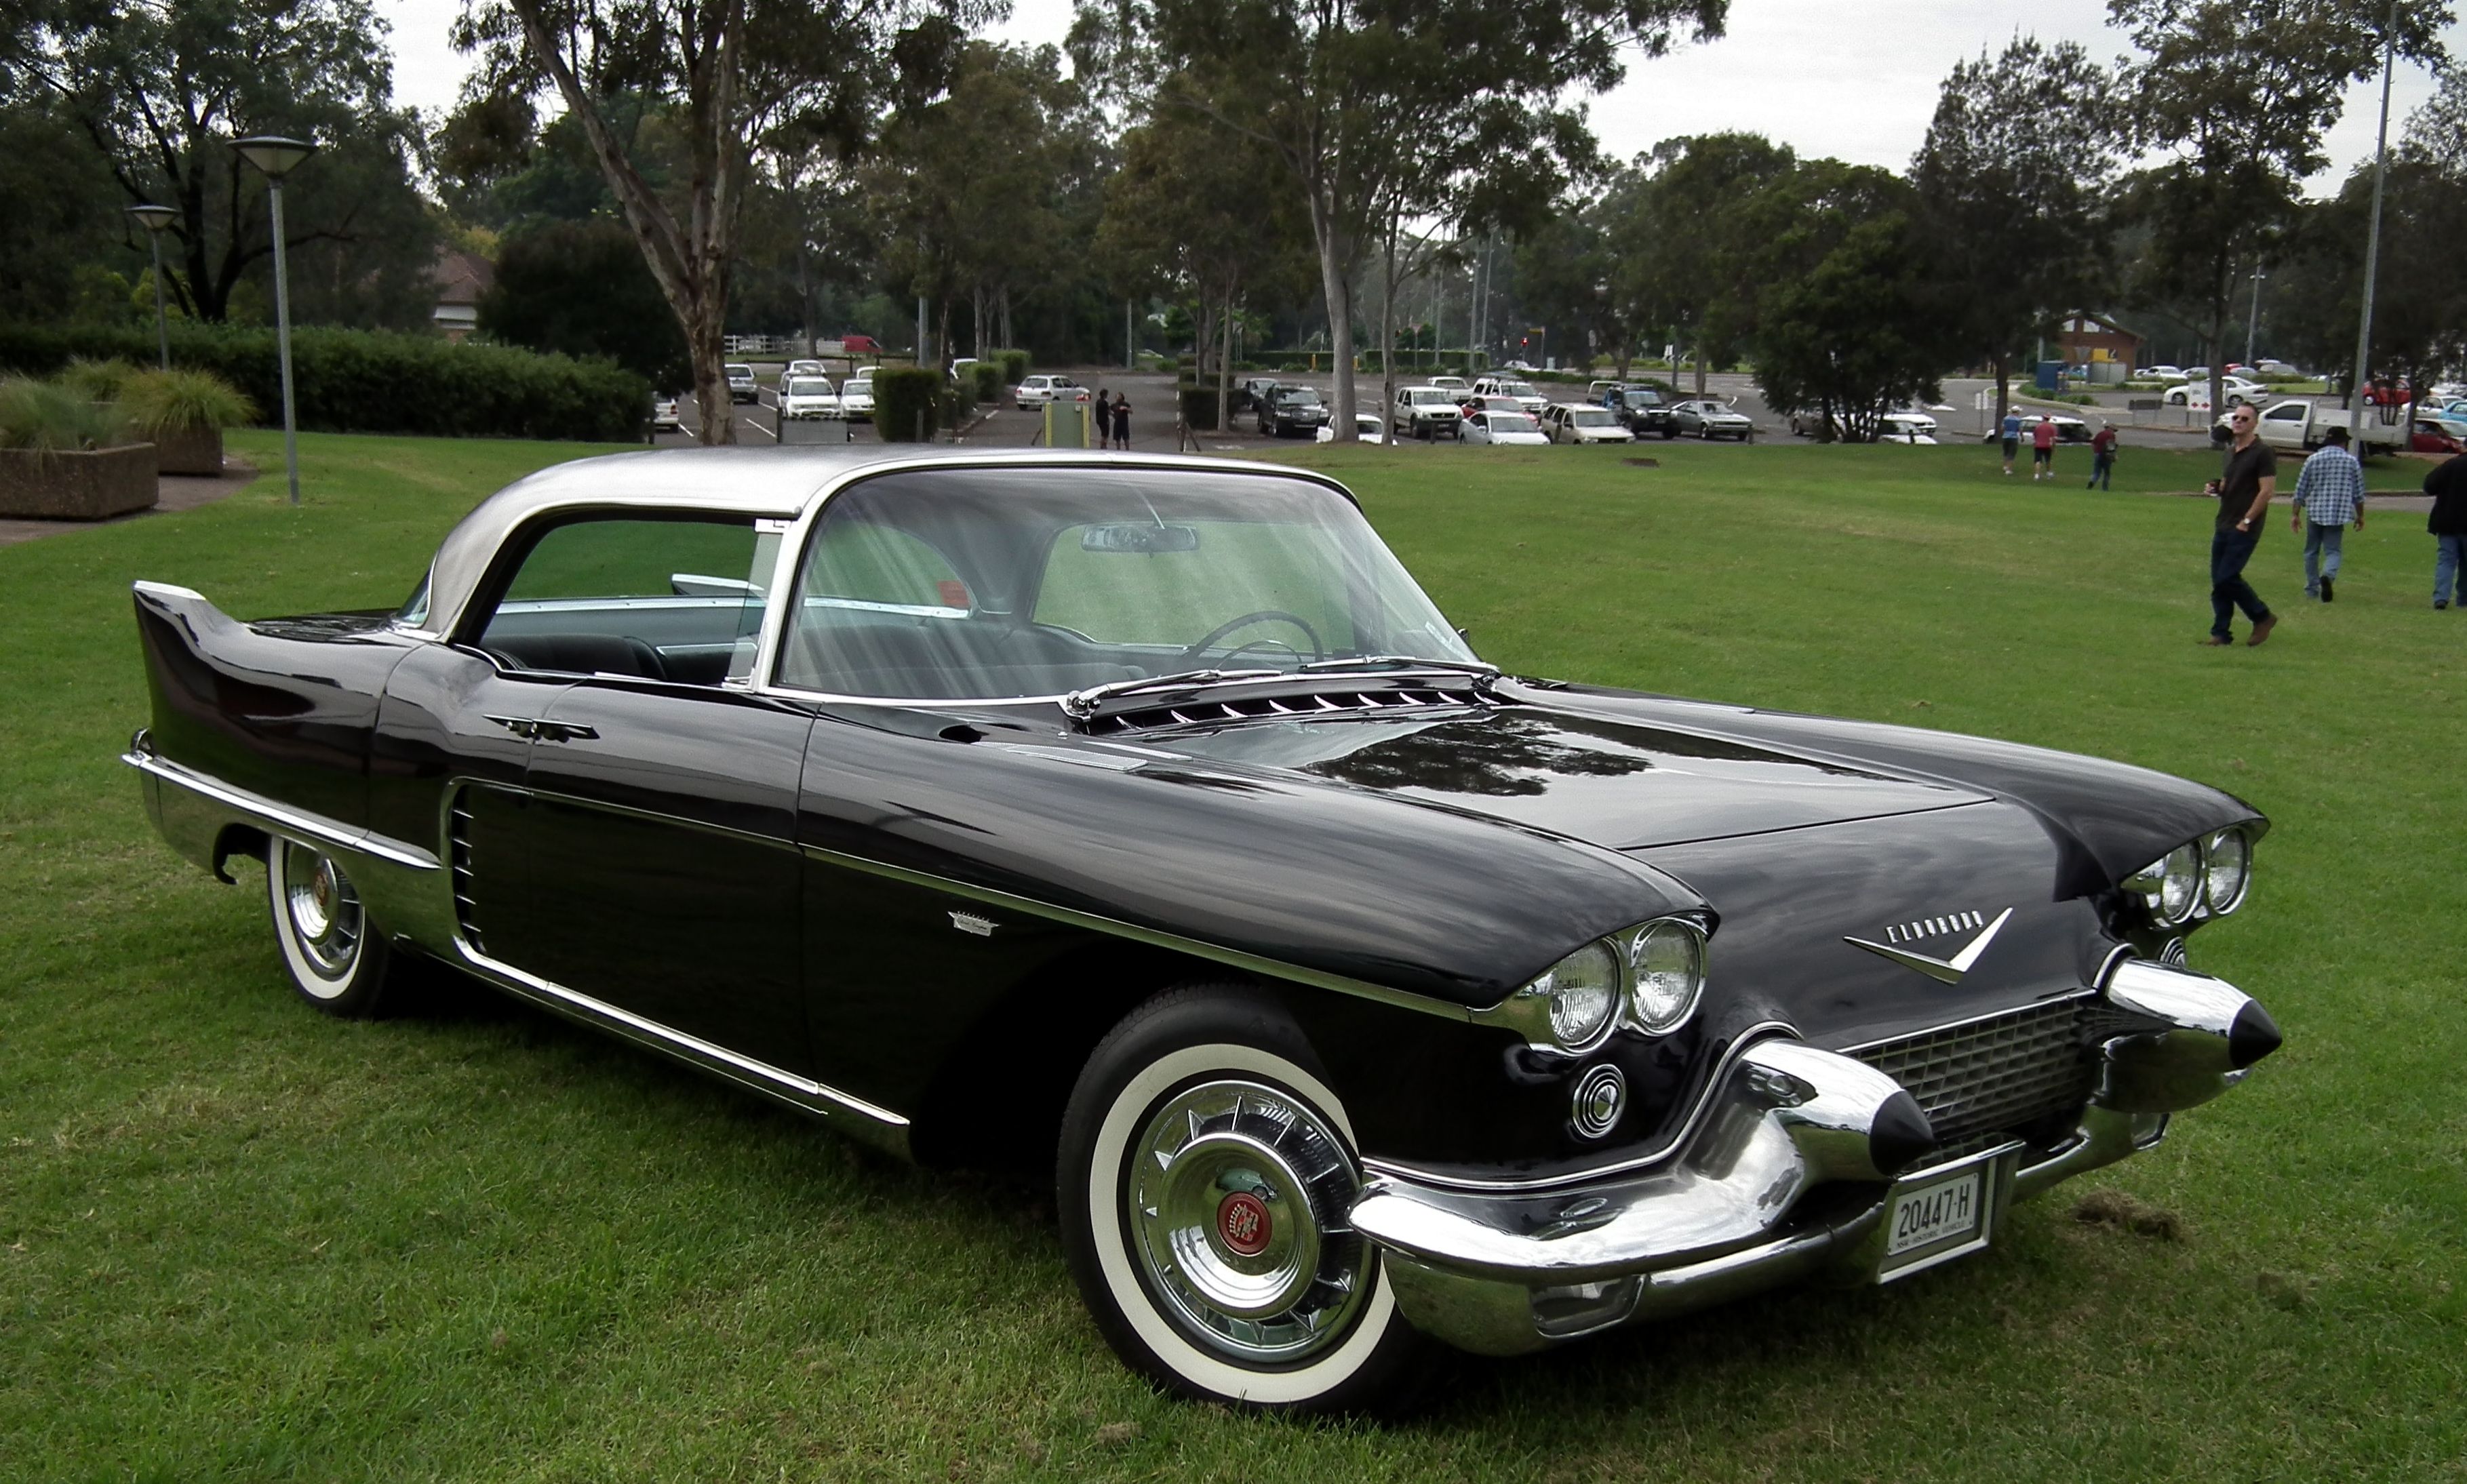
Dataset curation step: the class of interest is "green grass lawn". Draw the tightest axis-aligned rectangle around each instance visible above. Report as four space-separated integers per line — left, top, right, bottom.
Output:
4 430 2462 1481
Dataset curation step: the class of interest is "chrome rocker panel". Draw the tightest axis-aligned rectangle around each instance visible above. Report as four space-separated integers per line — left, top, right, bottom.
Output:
1353 959 2281 1357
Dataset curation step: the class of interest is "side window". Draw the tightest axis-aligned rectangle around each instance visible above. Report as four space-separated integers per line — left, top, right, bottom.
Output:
477 515 772 687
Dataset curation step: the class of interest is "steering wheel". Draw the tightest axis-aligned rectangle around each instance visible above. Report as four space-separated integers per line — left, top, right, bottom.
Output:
1179 609 1325 663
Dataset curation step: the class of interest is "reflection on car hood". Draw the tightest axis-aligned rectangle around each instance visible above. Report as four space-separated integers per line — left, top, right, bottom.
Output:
1143 706 1979 848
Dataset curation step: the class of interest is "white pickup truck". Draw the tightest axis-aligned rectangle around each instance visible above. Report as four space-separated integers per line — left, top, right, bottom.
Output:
2218 398 2404 456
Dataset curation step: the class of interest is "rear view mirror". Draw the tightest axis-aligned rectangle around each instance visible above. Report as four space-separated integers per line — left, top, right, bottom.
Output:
1081 523 1200 554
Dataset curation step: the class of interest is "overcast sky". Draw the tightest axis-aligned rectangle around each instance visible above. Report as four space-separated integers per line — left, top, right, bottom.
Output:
382 0 2461 195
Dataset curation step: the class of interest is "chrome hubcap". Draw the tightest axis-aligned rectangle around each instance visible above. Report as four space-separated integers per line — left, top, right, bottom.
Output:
283 843 361 978
1127 1079 1370 1364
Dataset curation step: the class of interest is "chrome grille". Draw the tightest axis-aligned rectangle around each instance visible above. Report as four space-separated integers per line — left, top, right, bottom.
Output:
1084 687 1485 736
1849 995 2143 1144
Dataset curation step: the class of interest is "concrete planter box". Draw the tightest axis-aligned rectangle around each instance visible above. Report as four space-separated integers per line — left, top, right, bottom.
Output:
149 424 224 477
0 443 159 520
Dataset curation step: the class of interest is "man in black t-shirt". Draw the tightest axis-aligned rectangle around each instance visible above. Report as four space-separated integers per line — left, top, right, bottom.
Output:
2428 451 2467 608
2203 403 2278 646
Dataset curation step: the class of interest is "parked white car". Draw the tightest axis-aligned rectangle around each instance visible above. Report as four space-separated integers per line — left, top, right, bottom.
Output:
1316 411 1389 443
1429 375 1471 394
1876 413 1939 445
1463 409 1550 445
2217 397 2403 455
650 395 682 434
724 363 758 404
1472 376 1547 415
779 375 842 420
1981 411 2091 444
840 373 876 422
2166 375 2266 409
786 359 825 379
1541 403 1636 445
1014 374 1088 409
2146 364 2184 381
1392 386 1465 440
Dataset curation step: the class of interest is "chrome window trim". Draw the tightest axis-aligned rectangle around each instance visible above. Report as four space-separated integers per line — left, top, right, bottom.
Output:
1360 1019 1802 1194
122 750 439 871
745 454 1370 706
450 936 910 1133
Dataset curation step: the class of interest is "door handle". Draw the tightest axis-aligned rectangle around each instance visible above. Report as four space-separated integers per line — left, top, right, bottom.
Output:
485 716 597 742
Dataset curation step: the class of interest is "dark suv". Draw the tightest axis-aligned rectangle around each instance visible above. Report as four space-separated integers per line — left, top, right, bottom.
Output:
1257 384 1330 438
1603 384 1677 439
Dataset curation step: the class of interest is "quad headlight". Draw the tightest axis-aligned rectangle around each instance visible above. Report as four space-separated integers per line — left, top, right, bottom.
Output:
1515 942 1622 1049
2127 827 2253 927
1499 917 1710 1051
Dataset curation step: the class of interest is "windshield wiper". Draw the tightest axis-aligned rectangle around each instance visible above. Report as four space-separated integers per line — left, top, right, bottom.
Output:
1301 656 1501 682
1062 669 1285 718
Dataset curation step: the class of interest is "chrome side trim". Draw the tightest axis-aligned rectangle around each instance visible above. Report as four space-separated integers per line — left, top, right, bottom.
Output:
132 578 207 603
1360 1020 1801 1193
797 841 1476 1024
524 786 802 854
121 751 439 871
450 936 911 1136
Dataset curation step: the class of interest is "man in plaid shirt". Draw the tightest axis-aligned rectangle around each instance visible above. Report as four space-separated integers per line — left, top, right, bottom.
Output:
2291 424 2366 602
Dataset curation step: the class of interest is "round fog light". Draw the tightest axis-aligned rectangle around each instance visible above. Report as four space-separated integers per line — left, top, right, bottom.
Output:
1570 1064 1626 1140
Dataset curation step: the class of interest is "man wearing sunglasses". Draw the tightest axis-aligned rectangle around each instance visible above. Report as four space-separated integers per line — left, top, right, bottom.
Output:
2203 404 2279 646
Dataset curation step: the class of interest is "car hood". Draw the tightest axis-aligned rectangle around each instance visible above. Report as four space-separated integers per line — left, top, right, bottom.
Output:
1134 704 1981 850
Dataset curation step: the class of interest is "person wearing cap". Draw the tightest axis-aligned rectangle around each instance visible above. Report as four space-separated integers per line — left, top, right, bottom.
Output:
2289 424 2365 602
2203 403 2278 646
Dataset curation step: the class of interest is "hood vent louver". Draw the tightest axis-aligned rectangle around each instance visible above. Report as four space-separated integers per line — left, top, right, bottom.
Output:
1083 687 1488 736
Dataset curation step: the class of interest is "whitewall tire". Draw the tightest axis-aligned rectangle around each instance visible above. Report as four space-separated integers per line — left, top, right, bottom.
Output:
1058 988 1434 1411
266 839 395 1018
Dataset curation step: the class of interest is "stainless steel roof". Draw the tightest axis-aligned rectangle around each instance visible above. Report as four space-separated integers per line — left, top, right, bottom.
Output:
410 446 1349 639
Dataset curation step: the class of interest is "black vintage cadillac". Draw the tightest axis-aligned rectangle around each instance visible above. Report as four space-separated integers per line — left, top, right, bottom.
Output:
125 447 2281 1409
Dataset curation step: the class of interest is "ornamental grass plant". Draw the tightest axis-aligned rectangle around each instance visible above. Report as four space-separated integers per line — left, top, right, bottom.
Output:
0 376 127 452
119 367 258 437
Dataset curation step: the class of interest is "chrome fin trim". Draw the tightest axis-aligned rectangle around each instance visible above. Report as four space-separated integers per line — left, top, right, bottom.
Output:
451 936 911 1136
796 841 1476 1024
122 751 439 871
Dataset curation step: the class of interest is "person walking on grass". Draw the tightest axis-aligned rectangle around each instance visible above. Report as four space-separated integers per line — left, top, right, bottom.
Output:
2030 414 2057 479
2000 407 2022 475
2203 403 2278 647
2088 424 2118 489
2290 425 2365 602
2427 447 2467 609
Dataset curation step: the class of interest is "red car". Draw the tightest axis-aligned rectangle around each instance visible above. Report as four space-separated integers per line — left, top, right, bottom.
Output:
2409 419 2462 454
839 334 882 355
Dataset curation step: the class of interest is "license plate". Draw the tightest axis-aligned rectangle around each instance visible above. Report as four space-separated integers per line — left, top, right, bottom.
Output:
1872 1144 2017 1283
1885 1170 1983 1258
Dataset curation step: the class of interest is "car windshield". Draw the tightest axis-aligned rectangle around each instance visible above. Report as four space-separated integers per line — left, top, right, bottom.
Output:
1410 390 1452 405
1570 409 1616 426
1274 388 1322 405
787 378 833 396
1490 414 1539 432
1497 382 1535 397
726 365 753 378
777 467 1474 700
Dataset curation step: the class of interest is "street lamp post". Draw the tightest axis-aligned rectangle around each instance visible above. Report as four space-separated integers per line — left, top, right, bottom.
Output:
234 135 317 506
2244 262 2266 367
127 205 180 370
2348 0 2398 420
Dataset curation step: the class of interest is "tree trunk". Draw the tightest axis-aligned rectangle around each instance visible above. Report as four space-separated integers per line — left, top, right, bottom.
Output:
1693 349 1708 398
1305 182 1358 443
1000 286 1014 352
936 298 952 376
1992 351 2010 441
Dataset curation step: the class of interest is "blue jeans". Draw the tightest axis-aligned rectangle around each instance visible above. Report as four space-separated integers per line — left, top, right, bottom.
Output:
2211 528 2268 639
2088 452 2113 489
2303 523 2345 595
2438 534 2466 603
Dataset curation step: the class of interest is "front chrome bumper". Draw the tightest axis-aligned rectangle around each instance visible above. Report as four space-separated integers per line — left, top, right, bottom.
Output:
1351 960 2280 1356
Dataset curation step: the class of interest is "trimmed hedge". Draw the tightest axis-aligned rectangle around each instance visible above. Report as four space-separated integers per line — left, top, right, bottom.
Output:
1176 383 1221 431
873 367 942 442
969 361 1004 402
991 348 1029 384
0 323 648 442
